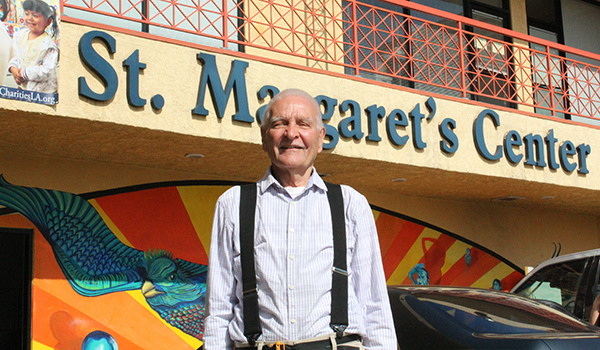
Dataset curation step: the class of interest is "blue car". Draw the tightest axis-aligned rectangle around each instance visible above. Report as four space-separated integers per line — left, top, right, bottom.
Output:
389 286 600 349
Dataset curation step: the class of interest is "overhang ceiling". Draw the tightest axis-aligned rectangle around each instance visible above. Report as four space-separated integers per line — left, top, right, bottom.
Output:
1 109 598 216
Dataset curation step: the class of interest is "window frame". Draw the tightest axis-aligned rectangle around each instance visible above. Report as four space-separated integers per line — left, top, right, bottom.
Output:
0 227 34 350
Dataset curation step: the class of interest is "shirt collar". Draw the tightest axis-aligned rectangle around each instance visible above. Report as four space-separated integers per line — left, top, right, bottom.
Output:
259 167 328 195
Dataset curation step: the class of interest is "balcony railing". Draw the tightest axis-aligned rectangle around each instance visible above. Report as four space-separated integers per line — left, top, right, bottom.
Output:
61 0 600 124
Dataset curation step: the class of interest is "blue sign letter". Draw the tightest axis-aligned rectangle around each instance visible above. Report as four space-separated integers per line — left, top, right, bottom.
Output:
78 31 118 102
439 118 458 154
504 130 523 164
365 104 385 142
473 109 502 161
122 49 146 108
256 85 279 124
339 100 364 140
386 108 409 147
192 53 253 123
316 95 339 150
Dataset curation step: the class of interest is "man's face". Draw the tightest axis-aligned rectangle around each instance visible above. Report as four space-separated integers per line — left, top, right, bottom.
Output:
262 94 325 176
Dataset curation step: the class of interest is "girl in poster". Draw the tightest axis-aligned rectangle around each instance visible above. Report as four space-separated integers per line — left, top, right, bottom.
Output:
8 0 58 93
0 0 14 86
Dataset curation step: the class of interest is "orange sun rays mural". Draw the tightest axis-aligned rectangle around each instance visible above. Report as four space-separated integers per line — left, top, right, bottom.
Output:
0 179 523 349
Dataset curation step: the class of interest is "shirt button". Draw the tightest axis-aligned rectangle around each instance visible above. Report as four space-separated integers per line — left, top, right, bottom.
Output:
289 255 294 260
289 285 294 290
291 201 296 206
290 228 295 233
291 319 296 324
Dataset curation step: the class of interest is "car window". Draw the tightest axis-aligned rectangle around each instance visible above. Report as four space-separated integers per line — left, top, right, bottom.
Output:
513 257 588 315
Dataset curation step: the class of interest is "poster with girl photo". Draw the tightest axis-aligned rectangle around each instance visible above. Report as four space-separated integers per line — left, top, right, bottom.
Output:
0 0 59 105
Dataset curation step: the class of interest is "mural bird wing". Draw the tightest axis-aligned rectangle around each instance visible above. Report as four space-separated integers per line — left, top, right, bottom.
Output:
0 175 145 296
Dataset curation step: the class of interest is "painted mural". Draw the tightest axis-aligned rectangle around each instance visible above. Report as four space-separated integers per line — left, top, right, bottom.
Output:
0 177 524 349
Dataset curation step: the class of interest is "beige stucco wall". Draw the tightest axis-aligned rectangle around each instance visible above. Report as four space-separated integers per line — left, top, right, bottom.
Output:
1 22 600 269
16 23 598 188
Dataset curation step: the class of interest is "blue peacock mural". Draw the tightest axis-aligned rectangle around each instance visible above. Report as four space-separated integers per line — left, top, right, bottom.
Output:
0 176 208 341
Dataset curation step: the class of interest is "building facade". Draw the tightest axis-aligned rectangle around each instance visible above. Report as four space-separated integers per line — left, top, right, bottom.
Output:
1 0 600 348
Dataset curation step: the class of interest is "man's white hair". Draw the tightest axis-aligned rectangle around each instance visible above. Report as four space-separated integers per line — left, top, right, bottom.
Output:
261 88 324 133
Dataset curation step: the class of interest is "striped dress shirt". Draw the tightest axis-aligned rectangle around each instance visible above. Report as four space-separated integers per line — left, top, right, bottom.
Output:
203 169 396 349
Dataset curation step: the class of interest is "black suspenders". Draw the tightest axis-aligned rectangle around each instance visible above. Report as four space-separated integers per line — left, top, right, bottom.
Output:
239 182 347 346
239 184 261 345
325 182 349 338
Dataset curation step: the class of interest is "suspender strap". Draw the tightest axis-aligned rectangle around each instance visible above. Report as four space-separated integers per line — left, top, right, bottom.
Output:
325 182 348 338
240 184 261 346
239 182 347 343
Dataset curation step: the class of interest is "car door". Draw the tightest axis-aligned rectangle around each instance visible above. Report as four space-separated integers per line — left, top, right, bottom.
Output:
512 255 599 321
584 255 600 321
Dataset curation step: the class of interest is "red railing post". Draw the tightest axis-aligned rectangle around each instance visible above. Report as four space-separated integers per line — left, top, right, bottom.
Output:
457 20 467 98
546 45 555 117
223 0 229 48
352 0 359 76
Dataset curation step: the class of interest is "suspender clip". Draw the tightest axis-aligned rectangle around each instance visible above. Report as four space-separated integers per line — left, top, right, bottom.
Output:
330 323 348 338
332 266 348 276
246 332 261 347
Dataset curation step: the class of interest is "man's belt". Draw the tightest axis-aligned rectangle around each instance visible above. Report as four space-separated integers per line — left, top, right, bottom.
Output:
240 334 361 350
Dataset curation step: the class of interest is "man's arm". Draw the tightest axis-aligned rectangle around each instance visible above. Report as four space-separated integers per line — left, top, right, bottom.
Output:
346 188 397 349
203 189 239 350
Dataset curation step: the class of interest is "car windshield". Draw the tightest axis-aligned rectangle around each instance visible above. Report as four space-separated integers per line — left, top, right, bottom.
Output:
408 289 596 335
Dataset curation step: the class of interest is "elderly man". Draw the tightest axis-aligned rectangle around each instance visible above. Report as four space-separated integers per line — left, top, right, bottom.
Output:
203 89 396 349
